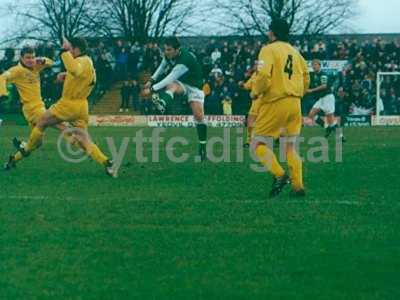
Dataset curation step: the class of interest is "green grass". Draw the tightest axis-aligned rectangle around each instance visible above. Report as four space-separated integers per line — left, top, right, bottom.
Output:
1 125 400 300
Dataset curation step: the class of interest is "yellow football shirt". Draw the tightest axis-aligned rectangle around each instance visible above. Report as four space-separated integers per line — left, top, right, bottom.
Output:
244 73 257 91
253 41 310 103
0 58 53 107
60 52 96 101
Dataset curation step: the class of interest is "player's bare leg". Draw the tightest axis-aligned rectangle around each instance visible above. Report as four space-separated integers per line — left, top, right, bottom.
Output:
152 82 208 161
4 112 57 170
308 108 324 128
166 82 208 157
151 82 180 112
325 113 345 141
326 114 335 127
244 115 256 148
166 82 181 95
8 111 115 176
45 114 115 177
5 112 58 170
17 111 60 156
14 120 77 146
325 113 338 138
54 123 79 146
190 100 207 161
7 121 79 171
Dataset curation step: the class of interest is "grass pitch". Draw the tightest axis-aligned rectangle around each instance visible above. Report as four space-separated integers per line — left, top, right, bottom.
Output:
1 125 399 299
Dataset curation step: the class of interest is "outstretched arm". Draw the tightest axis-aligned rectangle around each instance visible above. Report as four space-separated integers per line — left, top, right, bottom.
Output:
35 57 54 72
0 67 20 96
60 37 83 77
151 58 168 82
61 51 83 77
152 64 189 92
252 47 273 96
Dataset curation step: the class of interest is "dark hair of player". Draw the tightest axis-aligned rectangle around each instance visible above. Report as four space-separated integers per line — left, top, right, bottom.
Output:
20 46 35 57
312 59 322 66
69 37 89 54
164 37 181 49
269 19 290 42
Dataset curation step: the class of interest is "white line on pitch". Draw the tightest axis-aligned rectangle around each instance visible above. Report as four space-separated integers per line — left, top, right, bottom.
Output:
0 195 372 206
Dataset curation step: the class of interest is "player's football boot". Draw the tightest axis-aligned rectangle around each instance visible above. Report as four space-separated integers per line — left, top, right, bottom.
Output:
199 143 207 162
243 142 250 148
4 156 16 171
325 124 338 138
151 93 167 114
13 138 30 157
105 160 118 178
269 174 290 198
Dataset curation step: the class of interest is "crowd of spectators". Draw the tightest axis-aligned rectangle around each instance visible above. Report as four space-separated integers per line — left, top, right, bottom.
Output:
198 37 400 116
0 35 399 116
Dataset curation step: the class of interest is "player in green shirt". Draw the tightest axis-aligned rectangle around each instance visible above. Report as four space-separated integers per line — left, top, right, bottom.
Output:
306 59 345 141
143 37 207 161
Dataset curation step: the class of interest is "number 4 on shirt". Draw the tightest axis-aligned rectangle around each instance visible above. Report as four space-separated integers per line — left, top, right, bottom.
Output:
284 55 293 80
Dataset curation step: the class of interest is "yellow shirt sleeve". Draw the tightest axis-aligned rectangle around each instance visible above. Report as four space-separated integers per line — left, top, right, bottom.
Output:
61 52 83 77
253 47 274 96
35 57 54 72
0 67 20 96
243 73 257 91
44 57 54 67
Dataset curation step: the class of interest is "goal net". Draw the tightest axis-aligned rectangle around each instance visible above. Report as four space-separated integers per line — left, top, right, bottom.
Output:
375 72 400 126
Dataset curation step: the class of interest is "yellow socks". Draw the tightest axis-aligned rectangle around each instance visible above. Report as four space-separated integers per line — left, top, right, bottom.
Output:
10 127 44 164
11 128 109 168
287 148 304 191
255 144 285 178
256 144 304 191
26 127 44 152
87 144 109 166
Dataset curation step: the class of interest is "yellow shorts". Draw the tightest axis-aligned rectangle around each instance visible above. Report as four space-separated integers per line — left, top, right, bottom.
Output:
255 97 302 139
248 99 261 116
23 102 46 127
49 99 89 129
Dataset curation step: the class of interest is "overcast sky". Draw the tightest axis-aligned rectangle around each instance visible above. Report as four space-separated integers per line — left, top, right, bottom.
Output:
353 0 400 33
0 0 398 39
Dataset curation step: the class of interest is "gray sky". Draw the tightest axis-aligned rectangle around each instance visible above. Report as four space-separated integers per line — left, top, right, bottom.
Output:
0 0 399 39
353 0 400 33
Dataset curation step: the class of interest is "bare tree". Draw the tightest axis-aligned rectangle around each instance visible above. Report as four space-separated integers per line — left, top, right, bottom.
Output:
96 0 196 43
214 0 359 36
2 0 101 45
